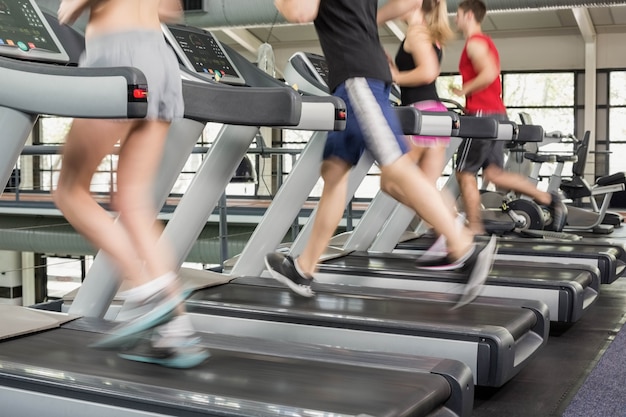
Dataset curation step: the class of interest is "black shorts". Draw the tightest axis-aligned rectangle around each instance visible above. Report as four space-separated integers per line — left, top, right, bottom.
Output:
455 113 508 174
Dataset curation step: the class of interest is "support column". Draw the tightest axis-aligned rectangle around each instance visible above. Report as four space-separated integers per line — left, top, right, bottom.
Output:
573 7 597 185
21 252 35 306
0 251 23 306
256 126 274 197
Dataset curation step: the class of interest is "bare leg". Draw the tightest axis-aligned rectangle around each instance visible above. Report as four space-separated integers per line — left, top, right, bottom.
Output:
53 119 146 284
456 170 485 235
297 157 351 275
409 144 446 186
381 154 472 260
115 120 176 285
408 143 457 226
483 165 551 205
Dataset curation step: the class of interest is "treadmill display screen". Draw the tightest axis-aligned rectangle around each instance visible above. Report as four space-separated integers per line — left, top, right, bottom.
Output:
165 25 244 84
305 53 329 86
0 0 67 62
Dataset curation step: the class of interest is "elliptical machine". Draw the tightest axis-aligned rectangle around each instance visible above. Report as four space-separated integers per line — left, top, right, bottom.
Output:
544 131 625 234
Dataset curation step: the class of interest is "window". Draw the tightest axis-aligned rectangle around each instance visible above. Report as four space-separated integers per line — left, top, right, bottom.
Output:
608 71 626 173
436 75 465 110
438 71 577 186
503 72 575 133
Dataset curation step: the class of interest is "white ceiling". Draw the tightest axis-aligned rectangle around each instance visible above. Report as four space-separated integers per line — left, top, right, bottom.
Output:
206 5 626 58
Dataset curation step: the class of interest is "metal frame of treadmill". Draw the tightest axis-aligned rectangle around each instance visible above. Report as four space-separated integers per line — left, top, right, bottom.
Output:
0 45 473 417
189 52 552 387
316 251 598 323
0 9 482 416
68 40 547 389
283 62 601 323
179 103 550 386
33 21 479 417
1 308 473 417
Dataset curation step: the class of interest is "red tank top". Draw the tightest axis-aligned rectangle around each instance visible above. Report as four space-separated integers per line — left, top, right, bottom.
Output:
459 34 506 114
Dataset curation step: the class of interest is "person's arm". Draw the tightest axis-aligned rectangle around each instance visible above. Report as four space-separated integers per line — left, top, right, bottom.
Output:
392 25 439 87
456 38 500 97
274 0 320 23
58 0 99 25
377 0 421 25
159 0 184 24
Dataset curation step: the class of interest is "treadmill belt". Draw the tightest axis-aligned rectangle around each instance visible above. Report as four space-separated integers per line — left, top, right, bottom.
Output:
322 252 594 286
0 327 449 417
191 282 537 341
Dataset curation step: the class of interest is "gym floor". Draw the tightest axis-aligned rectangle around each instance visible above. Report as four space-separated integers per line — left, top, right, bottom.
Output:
472 227 626 416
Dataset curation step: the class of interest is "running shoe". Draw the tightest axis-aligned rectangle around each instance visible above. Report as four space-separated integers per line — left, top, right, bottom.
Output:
417 214 466 262
548 191 568 231
118 330 210 369
453 234 498 309
264 252 314 297
91 285 182 349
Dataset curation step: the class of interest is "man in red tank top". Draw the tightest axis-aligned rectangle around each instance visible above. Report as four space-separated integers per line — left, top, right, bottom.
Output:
451 0 566 235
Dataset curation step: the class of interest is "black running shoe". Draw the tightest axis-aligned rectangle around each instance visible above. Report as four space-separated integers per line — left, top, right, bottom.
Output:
265 253 314 297
453 234 498 309
548 191 568 231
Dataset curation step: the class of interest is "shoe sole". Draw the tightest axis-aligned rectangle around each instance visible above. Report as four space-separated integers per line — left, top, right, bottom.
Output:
418 235 447 261
453 235 498 310
91 295 181 349
417 215 465 264
119 349 210 369
416 261 463 271
264 257 315 298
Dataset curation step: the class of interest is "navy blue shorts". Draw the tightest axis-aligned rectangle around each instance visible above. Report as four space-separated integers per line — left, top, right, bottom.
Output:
324 78 407 166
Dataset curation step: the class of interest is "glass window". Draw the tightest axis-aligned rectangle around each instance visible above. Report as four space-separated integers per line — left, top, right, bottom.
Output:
504 73 574 107
608 143 626 173
507 108 574 135
608 72 626 174
610 71 626 106
503 72 575 135
436 75 465 109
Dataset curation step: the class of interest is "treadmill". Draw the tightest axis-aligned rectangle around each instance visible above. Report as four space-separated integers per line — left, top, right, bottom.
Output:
89 28 553 388
264 52 600 324
396 236 624 284
285 51 626 285
0 3 473 416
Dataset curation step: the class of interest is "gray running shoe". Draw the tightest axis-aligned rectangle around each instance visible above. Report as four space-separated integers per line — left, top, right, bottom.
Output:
118 329 210 369
264 253 314 297
453 234 498 309
91 285 183 349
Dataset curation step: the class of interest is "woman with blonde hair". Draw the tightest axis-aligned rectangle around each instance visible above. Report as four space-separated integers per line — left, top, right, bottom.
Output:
379 0 454 183
379 0 460 256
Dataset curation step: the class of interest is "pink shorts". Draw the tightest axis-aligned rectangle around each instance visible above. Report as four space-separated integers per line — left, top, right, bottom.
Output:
409 101 450 147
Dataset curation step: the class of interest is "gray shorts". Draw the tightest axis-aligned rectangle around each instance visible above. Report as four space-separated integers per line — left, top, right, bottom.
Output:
81 30 184 121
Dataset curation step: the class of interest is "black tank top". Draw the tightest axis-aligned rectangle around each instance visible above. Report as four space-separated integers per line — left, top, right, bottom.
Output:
394 39 442 105
314 0 391 93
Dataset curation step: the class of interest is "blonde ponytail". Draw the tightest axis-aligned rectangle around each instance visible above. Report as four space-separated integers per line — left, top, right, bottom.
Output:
424 0 455 46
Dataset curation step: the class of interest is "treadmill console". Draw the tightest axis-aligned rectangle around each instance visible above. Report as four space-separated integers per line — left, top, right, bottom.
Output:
300 52 329 86
285 51 401 104
162 24 245 85
0 0 69 63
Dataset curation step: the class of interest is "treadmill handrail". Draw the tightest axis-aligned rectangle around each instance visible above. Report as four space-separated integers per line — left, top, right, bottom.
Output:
0 55 147 118
458 115 500 139
181 78 302 126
